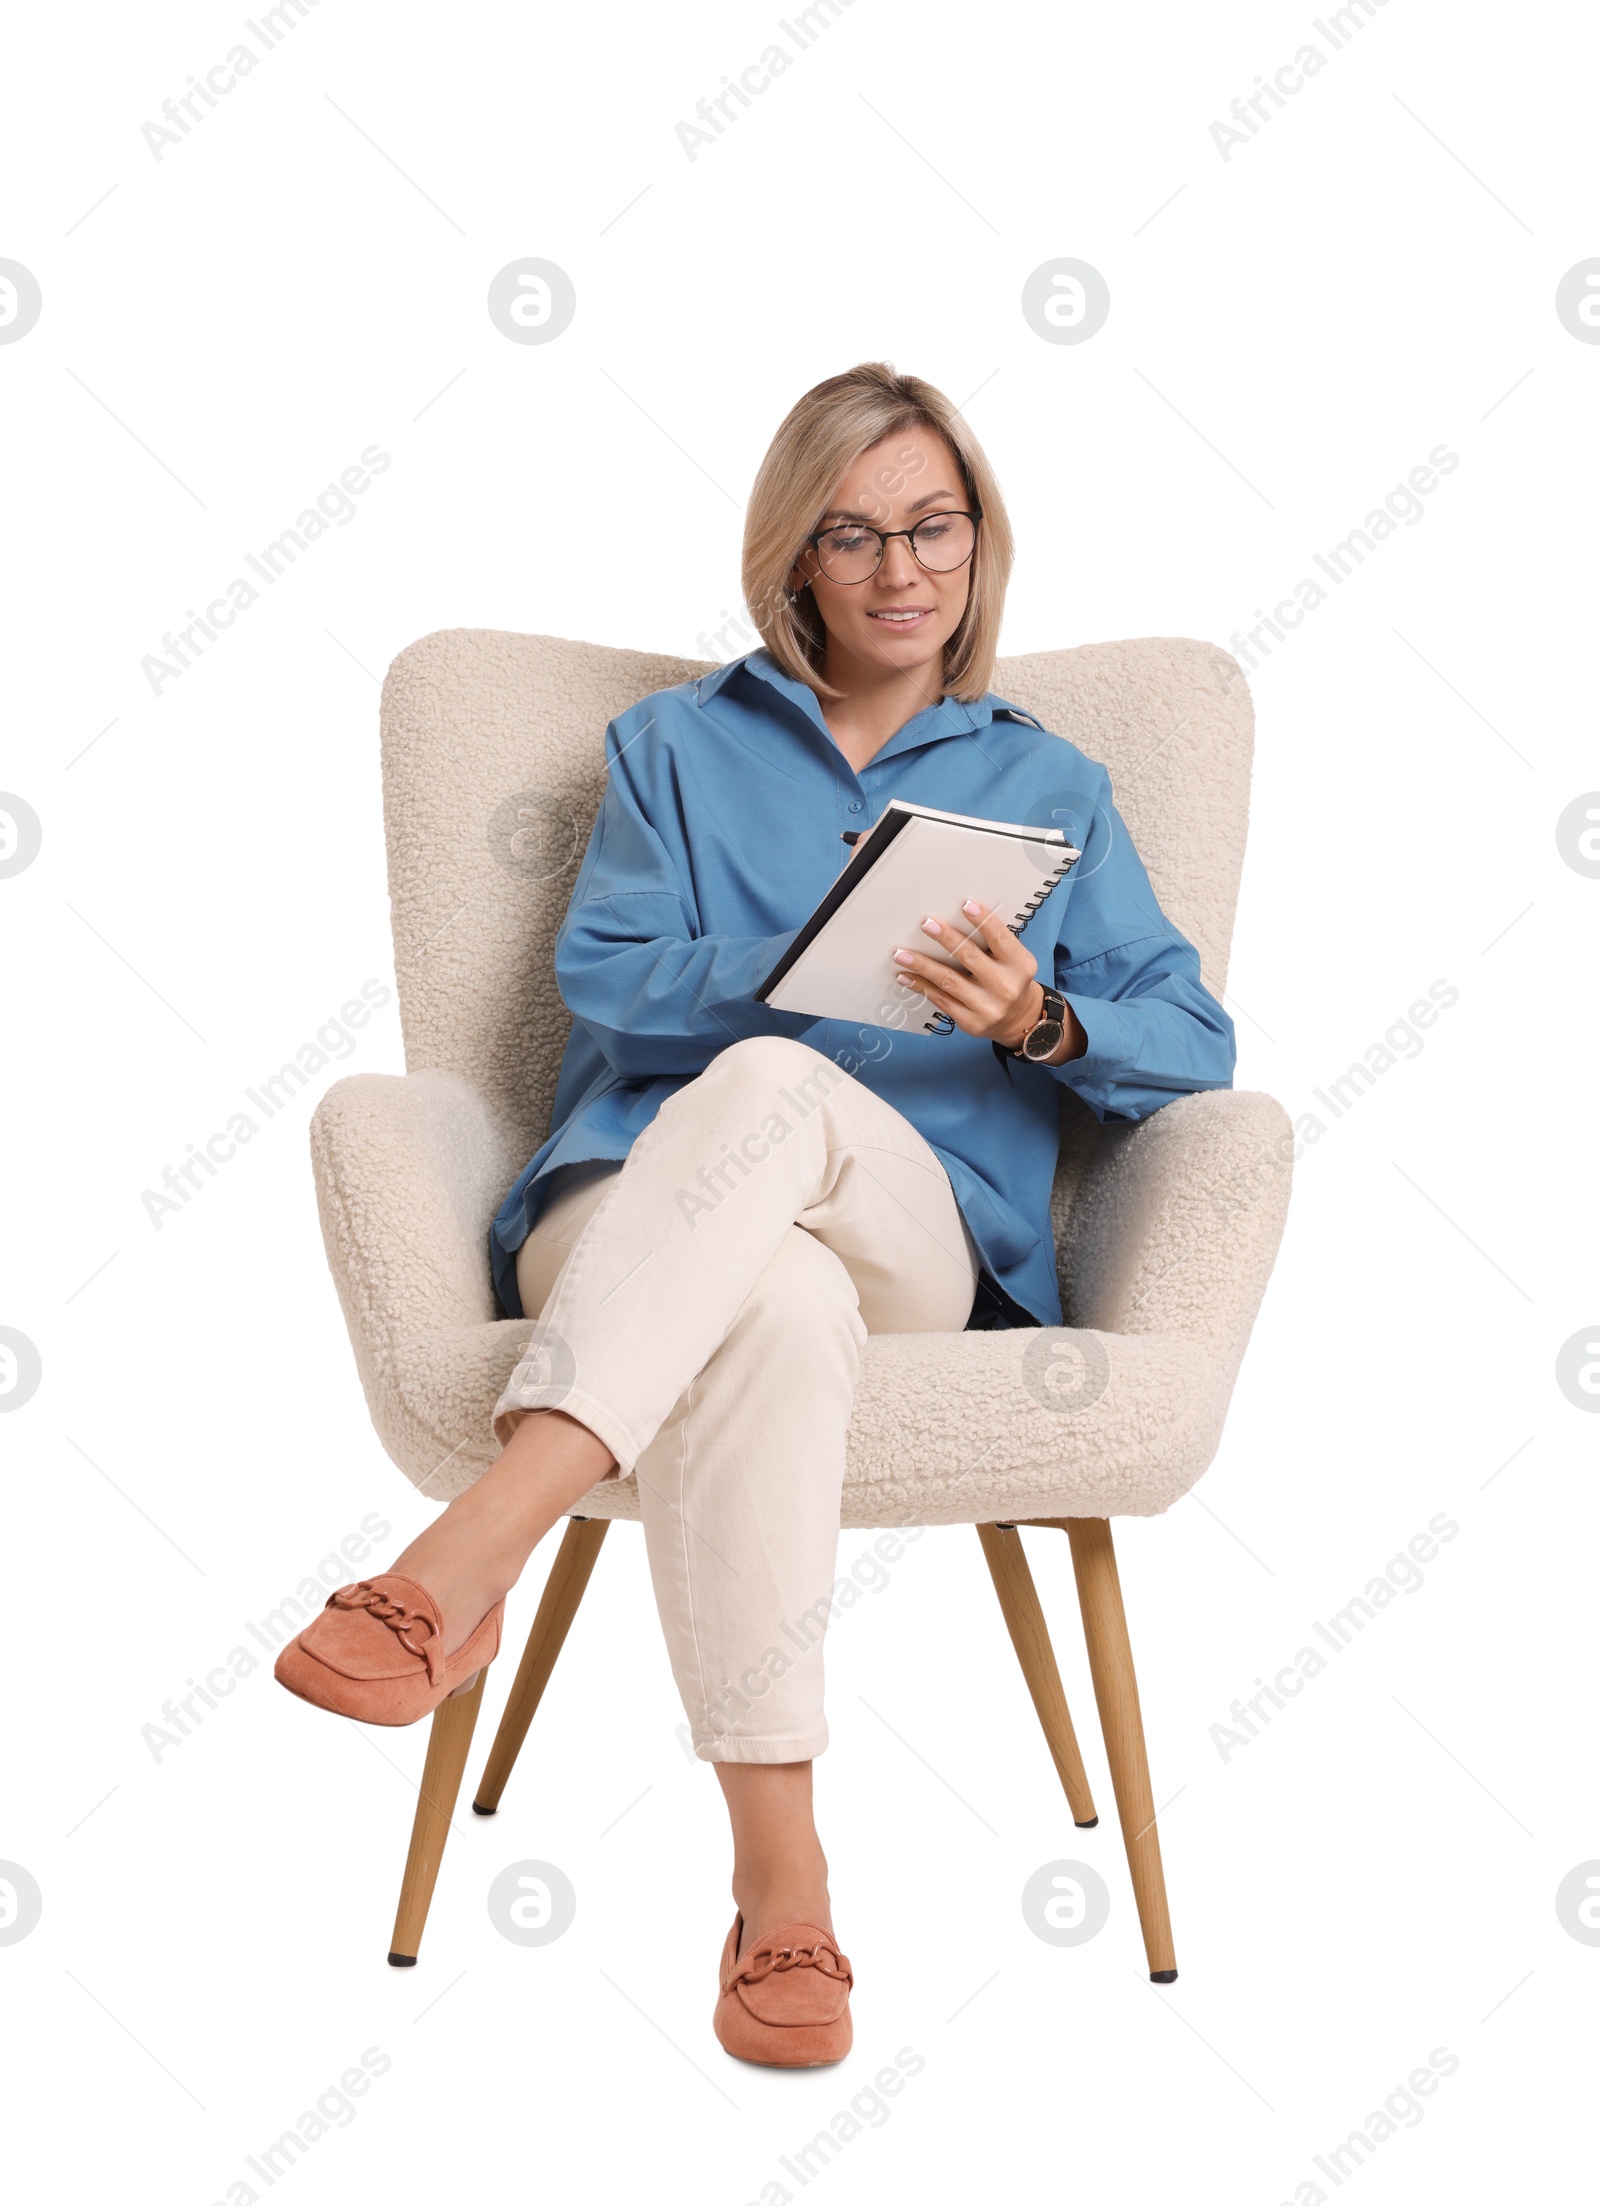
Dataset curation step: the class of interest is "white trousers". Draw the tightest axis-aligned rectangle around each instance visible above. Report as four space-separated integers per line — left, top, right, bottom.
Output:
492 1037 979 1762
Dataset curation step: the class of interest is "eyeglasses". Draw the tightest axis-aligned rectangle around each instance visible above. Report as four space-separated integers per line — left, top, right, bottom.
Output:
803 508 981 585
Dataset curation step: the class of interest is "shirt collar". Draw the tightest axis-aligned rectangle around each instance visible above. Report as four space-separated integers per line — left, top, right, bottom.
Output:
697 647 999 761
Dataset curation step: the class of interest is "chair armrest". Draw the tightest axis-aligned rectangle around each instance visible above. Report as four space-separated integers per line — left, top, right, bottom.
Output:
309 1069 533 1485
310 1068 527 1349
1057 1088 1292 1377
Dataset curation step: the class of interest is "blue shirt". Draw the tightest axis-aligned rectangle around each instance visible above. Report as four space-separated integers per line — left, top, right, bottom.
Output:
490 650 1235 1326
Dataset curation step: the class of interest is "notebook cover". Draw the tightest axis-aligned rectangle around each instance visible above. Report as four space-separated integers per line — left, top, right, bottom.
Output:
755 802 1079 1031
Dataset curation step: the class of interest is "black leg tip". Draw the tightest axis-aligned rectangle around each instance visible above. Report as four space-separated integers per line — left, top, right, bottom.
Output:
1074 1816 1099 1828
1150 1968 1178 1984
471 1801 496 1816
387 1952 417 1968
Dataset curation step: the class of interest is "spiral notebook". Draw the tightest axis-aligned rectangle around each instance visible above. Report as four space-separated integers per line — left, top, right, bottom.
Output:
754 800 1081 1032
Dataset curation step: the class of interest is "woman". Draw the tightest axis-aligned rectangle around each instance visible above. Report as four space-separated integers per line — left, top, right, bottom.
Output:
275 361 1235 2066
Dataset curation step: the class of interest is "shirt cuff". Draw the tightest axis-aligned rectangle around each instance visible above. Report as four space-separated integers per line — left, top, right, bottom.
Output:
1054 990 1141 1090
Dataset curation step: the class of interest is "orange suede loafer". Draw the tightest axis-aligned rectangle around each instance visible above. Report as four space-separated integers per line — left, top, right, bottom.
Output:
273 1574 503 1726
713 1916 853 2067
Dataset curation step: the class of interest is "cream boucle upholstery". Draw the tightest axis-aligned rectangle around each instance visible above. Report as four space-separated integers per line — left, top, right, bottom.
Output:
310 630 1290 1525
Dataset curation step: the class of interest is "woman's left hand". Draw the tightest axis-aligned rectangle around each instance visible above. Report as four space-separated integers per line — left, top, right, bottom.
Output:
893 900 1064 1052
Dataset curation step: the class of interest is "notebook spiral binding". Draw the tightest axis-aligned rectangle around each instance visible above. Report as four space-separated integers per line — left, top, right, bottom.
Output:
1007 851 1079 932
917 849 1079 1033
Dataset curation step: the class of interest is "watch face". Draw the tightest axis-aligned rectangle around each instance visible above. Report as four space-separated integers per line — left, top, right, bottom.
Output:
1022 1020 1064 1061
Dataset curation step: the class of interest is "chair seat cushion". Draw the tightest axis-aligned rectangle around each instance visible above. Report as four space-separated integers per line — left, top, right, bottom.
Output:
385 1319 1222 1527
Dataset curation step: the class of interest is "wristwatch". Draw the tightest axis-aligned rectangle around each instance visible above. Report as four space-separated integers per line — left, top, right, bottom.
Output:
1015 984 1068 1063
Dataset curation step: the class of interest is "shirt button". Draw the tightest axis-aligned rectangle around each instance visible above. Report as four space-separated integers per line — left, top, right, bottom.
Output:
848 799 863 813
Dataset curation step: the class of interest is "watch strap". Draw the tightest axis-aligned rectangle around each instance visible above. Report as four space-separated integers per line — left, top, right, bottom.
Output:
1016 984 1066 1060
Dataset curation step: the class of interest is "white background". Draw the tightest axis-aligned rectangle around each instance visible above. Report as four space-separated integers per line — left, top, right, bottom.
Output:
3 1 1596 2199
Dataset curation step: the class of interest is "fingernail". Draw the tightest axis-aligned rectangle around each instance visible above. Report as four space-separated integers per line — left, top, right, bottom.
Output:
892 948 914 964
922 916 943 935
962 899 982 916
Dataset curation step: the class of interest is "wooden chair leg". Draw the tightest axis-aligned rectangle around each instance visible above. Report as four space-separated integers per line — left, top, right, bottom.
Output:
976 1523 1098 1826
1045 1517 1177 1981
472 1517 609 1816
388 1665 490 1967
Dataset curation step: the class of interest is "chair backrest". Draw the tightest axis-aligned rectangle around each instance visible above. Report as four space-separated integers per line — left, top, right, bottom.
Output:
379 630 1254 1166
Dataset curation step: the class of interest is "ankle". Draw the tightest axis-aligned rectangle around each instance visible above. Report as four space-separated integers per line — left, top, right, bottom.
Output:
393 1505 527 1590
732 1857 832 1943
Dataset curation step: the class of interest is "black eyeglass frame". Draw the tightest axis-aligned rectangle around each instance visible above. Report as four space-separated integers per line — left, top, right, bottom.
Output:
800 507 983 584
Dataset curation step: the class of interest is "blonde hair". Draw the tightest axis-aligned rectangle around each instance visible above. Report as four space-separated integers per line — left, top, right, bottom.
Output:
741 361 1013 705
